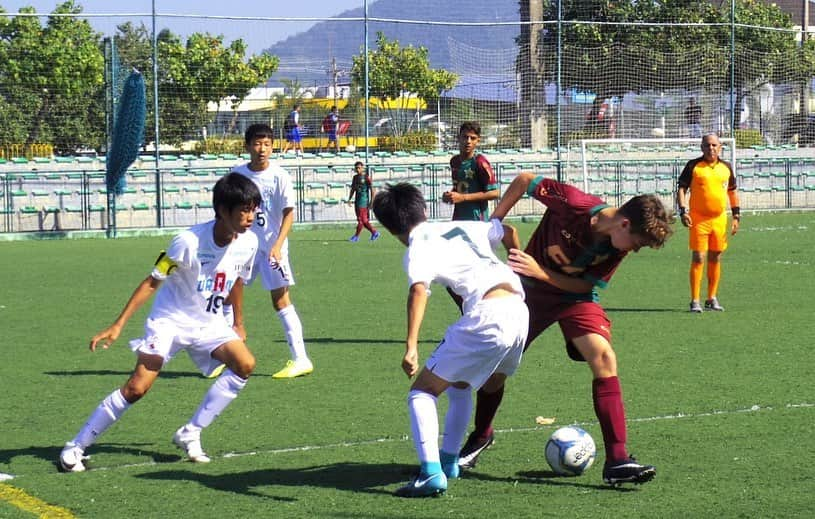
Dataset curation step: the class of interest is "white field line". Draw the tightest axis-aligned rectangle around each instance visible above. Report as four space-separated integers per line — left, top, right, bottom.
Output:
761 259 811 266
33 401 810 476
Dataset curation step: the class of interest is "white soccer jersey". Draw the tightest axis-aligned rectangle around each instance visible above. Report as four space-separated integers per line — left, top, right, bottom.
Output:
231 162 295 253
405 219 524 314
149 220 258 327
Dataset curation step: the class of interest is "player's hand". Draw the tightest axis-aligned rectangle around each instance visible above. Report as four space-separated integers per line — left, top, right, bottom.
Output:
268 247 282 264
442 191 460 204
233 322 247 342
402 350 419 378
731 218 739 235
546 246 571 266
507 248 546 280
89 324 121 351
680 213 692 227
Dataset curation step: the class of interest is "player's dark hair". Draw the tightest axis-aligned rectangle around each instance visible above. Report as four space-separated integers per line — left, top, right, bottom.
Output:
212 172 262 219
354 161 364 169
618 194 675 248
459 121 481 137
371 183 426 235
244 123 274 144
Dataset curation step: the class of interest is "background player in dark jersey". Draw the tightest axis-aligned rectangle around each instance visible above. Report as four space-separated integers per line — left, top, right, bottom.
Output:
458 173 674 487
443 121 500 222
347 161 380 242
444 121 500 310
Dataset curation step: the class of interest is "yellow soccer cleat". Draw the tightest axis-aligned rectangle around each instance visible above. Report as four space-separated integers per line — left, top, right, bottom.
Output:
272 359 314 379
205 364 226 379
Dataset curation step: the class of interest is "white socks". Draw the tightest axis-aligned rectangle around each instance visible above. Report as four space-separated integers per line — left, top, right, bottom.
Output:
441 386 472 455
277 305 309 363
73 389 131 449
190 369 248 429
407 389 439 464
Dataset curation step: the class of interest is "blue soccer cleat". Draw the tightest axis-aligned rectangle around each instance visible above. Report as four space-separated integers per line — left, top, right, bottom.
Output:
394 471 447 498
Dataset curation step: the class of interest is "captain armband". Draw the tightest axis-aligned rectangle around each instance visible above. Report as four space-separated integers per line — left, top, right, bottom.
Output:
153 250 178 278
731 206 741 221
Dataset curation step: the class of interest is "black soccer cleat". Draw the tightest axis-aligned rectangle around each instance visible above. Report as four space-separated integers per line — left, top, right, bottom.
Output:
457 431 494 469
602 456 656 487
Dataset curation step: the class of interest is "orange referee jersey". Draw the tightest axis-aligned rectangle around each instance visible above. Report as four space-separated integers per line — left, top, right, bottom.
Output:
677 157 737 219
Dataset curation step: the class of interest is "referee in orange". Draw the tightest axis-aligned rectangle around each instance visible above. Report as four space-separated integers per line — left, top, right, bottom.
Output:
677 133 740 313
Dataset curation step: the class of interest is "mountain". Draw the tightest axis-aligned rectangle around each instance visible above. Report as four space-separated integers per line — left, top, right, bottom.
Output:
264 0 521 86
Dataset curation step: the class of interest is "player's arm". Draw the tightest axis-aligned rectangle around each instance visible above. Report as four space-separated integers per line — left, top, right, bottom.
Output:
403 282 429 379
270 207 294 262
90 274 162 351
507 248 594 293
491 172 536 221
677 163 693 227
728 189 740 235
227 278 247 341
347 178 356 203
449 188 500 204
500 222 521 252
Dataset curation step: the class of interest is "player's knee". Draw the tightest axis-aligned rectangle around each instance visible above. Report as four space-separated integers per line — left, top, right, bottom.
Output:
589 347 617 376
121 381 151 403
232 354 255 379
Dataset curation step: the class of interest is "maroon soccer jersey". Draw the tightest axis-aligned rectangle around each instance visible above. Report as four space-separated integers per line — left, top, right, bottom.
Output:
524 177 627 301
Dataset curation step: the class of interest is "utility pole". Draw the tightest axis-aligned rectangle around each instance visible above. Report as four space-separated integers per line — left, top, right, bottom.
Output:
331 57 339 108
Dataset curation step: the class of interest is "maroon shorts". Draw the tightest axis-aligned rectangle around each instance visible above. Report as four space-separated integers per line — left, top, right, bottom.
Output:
355 206 370 223
525 289 612 361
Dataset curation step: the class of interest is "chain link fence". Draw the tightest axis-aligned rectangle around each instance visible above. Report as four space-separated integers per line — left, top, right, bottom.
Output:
1 2 814 234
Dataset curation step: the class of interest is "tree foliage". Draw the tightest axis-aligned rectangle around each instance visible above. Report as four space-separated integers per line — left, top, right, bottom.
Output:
534 0 807 98
0 2 279 151
159 33 279 144
351 32 457 136
0 1 104 152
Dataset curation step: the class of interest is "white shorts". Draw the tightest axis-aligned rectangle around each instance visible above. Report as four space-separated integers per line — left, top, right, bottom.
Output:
250 249 296 291
128 317 239 377
425 294 528 389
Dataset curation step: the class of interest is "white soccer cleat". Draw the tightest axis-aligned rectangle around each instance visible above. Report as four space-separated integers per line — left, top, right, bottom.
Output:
173 426 211 463
58 442 87 473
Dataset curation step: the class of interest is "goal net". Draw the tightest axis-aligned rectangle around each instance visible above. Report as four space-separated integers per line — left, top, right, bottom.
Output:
575 137 736 200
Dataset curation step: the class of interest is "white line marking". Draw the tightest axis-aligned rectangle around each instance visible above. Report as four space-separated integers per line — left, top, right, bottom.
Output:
761 259 811 267
28 402 812 476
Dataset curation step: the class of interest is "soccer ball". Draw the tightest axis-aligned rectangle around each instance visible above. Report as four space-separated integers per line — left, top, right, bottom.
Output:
544 426 596 476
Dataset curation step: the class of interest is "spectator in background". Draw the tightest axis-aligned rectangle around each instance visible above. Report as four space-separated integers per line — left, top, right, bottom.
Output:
323 105 340 153
685 98 703 138
282 104 304 157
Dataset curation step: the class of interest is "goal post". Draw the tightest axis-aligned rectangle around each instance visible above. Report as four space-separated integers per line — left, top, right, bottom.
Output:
577 137 736 194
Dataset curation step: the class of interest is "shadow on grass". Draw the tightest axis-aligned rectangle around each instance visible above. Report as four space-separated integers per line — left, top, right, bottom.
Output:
0 442 182 468
136 461 415 500
305 337 439 345
464 469 641 492
604 307 679 313
43 370 272 378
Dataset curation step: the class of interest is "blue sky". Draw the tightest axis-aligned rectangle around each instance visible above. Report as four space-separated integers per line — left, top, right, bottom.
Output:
0 0 368 55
